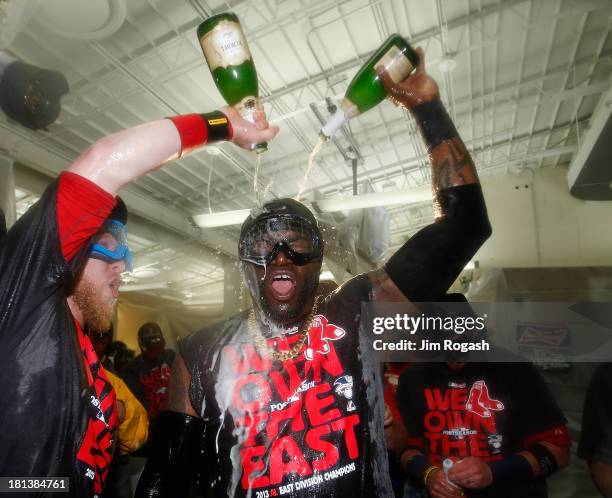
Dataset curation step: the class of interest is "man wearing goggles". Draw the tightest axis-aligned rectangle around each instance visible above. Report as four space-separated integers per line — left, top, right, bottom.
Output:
90 219 134 272
0 102 277 497
237 200 325 326
134 50 568 498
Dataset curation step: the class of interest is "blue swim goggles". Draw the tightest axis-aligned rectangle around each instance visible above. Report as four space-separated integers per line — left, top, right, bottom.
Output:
90 219 133 271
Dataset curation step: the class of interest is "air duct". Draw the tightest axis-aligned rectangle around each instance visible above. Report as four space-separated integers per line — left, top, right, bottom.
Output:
567 85 612 200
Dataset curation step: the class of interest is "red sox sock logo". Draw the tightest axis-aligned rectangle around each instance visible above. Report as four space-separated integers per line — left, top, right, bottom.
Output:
304 315 346 361
465 380 504 418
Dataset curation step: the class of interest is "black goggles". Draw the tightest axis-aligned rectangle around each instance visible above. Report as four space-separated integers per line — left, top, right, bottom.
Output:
239 215 323 266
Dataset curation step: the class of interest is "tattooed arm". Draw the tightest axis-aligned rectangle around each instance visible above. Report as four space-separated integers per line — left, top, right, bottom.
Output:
135 355 203 498
165 354 200 416
370 48 491 302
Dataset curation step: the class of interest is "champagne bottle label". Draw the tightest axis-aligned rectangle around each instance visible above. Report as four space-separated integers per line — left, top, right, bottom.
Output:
200 20 251 71
374 46 415 84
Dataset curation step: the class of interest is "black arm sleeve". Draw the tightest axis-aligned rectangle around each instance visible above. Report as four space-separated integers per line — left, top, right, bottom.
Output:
135 411 205 498
396 366 426 451
384 183 491 301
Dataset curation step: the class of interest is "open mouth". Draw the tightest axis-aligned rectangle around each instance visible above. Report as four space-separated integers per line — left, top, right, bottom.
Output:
109 279 121 298
269 271 297 301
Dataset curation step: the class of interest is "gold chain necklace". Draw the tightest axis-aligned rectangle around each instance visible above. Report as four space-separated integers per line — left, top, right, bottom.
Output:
247 301 318 362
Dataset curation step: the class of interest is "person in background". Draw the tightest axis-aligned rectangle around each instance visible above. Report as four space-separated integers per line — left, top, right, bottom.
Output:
110 340 136 374
396 357 571 498
122 322 176 425
578 363 612 498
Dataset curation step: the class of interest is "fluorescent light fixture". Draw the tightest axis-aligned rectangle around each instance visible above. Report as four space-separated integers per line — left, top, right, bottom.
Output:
119 282 168 292
315 186 431 212
192 187 432 228
193 209 250 228
464 260 476 270
320 270 335 281
131 267 161 279
181 299 223 307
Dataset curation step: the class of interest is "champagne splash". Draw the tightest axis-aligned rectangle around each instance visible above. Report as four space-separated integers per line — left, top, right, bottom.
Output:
253 152 263 207
296 136 325 202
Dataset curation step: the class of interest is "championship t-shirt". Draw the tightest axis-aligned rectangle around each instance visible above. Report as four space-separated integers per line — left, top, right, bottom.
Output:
0 172 118 497
396 362 569 498
180 275 392 498
122 350 176 419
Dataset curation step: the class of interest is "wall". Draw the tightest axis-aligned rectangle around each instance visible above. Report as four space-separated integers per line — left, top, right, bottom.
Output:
475 166 612 268
115 299 223 354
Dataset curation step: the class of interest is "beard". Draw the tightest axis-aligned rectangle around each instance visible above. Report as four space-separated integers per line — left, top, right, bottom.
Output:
72 277 116 334
263 271 319 325
241 262 320 328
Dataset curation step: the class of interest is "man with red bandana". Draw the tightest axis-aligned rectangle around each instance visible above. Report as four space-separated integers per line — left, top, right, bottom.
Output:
0 106 278 496
136 48 492 497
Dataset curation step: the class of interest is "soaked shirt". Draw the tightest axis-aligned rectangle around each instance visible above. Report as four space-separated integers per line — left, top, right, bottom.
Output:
181 275 392 498
0 173 118 496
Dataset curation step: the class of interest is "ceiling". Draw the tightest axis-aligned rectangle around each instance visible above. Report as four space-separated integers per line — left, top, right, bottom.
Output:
2 0 612 306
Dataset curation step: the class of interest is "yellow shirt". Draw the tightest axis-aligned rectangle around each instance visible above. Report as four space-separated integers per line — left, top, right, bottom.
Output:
107 370 149 454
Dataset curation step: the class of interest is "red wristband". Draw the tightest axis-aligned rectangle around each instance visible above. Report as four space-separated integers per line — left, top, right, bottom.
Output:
168 111 232 156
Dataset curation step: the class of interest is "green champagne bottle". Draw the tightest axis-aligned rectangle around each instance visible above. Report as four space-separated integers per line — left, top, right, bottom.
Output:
320 34 419 139
197 12 267 153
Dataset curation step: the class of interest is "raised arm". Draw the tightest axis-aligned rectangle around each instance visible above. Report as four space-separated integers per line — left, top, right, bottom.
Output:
69 106 279 195
370 47 491 302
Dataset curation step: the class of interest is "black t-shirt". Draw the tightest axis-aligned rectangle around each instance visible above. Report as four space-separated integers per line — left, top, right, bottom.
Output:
396 362 567 498
122 349 175 418
180 274 392 498
578 363 612 464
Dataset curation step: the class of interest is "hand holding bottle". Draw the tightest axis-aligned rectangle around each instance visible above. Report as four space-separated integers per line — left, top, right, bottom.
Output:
222 105 279 151
378 47 440 111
